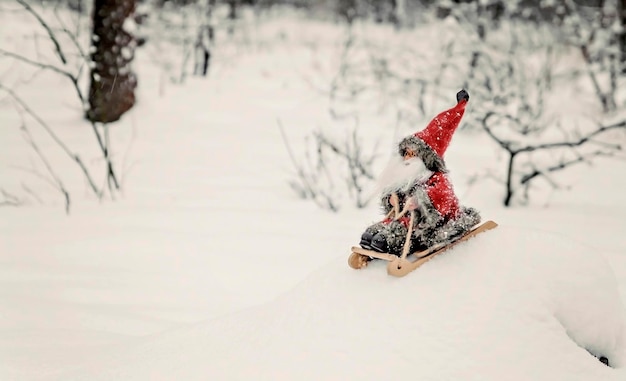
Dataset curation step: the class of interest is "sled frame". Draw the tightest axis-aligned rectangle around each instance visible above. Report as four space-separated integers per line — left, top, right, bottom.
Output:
348 220 498 277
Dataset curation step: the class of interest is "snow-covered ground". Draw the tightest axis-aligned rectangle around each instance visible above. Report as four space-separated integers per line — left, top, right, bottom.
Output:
1 6 626 380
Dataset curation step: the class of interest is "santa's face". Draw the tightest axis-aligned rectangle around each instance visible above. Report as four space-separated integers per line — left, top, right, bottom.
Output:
376 150 433 194
403 148 416 161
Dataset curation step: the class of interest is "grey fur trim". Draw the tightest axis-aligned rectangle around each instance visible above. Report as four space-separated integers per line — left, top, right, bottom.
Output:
364 221 387 236
381 221 409 255
419 206 481 247
411 187 442 229
379 192 397 215
398 135 447 173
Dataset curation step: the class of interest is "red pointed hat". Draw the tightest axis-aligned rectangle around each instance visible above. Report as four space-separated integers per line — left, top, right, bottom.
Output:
398 89 469 173
415 89 469 157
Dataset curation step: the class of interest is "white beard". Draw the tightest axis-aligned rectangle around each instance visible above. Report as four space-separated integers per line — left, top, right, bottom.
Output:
375 154 433 195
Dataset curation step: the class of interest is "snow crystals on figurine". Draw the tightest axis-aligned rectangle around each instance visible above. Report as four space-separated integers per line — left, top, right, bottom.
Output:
359 89 481 255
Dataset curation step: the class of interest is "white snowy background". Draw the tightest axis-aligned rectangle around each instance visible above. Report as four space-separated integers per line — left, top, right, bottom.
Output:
1 3 626 380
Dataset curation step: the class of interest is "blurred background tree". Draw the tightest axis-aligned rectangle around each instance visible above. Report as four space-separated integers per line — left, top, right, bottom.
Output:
86 0 138 123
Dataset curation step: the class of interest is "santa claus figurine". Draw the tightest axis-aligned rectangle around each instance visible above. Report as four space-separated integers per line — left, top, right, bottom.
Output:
359 89 481 255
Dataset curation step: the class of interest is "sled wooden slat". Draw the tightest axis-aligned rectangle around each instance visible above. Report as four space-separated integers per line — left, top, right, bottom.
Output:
350 247 399 262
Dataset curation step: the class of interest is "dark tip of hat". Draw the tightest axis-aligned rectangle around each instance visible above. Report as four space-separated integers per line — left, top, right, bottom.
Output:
456 89 469 103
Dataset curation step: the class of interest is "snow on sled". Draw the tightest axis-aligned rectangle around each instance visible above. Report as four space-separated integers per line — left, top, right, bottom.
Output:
348 220 498 277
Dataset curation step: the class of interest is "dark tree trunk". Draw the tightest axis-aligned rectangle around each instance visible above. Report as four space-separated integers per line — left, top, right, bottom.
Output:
86 0 137 123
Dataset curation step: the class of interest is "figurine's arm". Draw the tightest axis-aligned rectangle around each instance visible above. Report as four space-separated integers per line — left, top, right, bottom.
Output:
380 191 406 215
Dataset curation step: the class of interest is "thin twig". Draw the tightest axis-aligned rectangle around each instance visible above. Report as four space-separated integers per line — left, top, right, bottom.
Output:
14 103 71 213
15 0 68 64
20 123 71 213
277 119 323 206
0 188 22 207
0 49 73 79
22 183 43 204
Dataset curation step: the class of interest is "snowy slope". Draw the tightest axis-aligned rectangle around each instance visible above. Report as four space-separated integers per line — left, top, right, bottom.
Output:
57 226 626 381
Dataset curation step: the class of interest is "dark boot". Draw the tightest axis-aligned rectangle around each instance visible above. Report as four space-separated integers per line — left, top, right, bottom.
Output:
360 221 386 250
370 221 408 255
370 233 389 253
360 231 374 249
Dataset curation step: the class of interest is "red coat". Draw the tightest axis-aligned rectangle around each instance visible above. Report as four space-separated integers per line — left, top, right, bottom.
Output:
380 172 460 227
424 172 460 220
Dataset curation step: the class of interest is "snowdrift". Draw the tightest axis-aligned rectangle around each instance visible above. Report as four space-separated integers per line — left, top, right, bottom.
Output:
62 225 626 381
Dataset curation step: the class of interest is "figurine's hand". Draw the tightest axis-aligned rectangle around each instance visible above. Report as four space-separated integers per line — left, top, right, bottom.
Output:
389 193 400 209
405 196 418 211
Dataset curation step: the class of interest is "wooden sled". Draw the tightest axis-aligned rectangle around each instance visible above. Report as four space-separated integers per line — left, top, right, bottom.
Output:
348 220 498 277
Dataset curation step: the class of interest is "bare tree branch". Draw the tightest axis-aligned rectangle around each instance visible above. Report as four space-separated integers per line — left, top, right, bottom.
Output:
0 83 102 199
15 0 68 64
0 49 73 79
516 121 625 154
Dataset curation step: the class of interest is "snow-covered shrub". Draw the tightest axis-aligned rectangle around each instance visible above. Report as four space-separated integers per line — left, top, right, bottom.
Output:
457 3 626 206
279 119 378 212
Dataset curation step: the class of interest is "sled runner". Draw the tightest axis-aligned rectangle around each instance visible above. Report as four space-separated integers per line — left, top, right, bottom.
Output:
348 212 498 277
